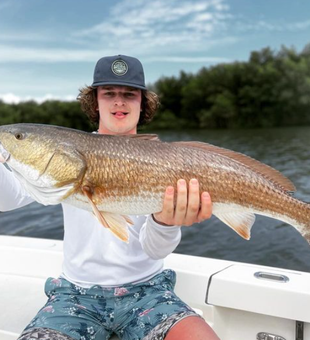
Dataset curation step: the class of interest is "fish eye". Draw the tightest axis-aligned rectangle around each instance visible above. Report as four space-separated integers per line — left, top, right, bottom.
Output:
14 133 24 140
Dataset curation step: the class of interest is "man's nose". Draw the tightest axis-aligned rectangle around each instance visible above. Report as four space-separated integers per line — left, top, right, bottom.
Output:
114 94 125 106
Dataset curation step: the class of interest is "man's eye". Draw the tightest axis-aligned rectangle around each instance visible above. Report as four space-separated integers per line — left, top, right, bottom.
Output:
104 92 114 97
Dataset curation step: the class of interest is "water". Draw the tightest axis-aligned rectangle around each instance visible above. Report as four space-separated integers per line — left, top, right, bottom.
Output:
1 126 310 272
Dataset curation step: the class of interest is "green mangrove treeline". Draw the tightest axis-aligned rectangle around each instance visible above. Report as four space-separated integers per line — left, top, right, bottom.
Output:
1 44 310 130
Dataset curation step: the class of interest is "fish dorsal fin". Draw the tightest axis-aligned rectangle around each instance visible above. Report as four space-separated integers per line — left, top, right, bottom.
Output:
173 141 296 193
213 203 256 240
82 186 130 243
121 134 160 141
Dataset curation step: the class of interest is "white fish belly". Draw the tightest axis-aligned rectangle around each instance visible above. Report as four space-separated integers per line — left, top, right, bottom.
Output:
65 192 164 215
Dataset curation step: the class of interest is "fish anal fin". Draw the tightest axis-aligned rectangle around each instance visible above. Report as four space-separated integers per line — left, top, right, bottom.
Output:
213 203 256 240
173 141 296 193
82 186 129 243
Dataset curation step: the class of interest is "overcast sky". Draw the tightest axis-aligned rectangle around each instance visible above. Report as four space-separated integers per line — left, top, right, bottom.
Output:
0 0 310 103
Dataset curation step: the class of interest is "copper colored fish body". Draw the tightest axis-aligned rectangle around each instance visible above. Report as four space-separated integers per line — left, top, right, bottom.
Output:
0 123 310 244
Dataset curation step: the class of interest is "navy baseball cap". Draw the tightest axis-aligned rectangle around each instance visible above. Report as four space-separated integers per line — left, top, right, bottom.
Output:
92 55 147 90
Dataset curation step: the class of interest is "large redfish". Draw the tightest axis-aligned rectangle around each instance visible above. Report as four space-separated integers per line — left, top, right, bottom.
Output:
0 123 309 244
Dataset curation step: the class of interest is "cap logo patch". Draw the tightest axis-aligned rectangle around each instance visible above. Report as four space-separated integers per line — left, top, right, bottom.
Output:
111 60 128 76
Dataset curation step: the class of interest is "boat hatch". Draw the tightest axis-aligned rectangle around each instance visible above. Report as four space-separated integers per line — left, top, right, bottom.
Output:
206 264 310 323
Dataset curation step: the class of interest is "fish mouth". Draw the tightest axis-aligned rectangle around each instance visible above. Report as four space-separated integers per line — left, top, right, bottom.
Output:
0 142 10 163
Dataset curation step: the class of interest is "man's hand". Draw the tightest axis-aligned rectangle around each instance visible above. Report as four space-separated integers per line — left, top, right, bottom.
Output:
153 179 212 226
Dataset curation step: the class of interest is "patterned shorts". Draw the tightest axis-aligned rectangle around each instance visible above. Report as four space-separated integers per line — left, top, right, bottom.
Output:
20 270 200 340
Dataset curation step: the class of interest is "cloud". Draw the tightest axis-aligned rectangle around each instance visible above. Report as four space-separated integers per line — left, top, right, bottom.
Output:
0 0 234 64
144 56 231 63
0 93 21 104
287 20 310 31
0 0 308 68
0 45 99 63
0 93 76 104
0 0 236 64
108 0 213 26
0 36 236 64
0 31 58 43
75 0 231 53
234 18 310 33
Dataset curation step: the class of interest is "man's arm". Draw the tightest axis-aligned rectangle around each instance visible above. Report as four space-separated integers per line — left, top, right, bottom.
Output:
139 215 182 260
0 164 34 211
140 178 212 259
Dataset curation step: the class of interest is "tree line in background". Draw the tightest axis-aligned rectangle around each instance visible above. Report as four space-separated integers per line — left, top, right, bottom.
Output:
1 44 310 130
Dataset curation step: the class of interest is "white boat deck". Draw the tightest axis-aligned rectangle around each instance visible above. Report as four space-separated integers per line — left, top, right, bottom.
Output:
1 235 310 339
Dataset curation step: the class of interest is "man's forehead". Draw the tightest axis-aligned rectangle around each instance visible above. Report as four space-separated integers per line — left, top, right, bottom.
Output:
99 85 139 92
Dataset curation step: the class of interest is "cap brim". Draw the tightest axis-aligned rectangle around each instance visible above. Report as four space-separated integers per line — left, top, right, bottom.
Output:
92 80 147 90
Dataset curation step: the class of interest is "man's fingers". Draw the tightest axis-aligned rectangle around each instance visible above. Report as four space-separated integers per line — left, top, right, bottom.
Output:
184 178 200 225
152 185 175 225
155 186 175 224
154 182 212 227
174 179 187 225
197 191 212 222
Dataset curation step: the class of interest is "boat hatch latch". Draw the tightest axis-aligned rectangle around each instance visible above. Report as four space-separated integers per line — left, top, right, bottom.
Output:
254 271 289 283
257 332 286 340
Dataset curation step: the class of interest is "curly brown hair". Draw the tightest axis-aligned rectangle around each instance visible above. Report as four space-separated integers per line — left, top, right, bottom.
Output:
77 86 160 126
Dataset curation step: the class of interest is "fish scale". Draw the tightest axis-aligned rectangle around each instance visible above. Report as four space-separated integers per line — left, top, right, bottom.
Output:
0 123 310 244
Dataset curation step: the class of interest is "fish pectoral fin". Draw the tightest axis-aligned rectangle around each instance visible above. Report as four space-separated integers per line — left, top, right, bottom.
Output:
82 186 108 227
82 186 129 243
213 205 256 240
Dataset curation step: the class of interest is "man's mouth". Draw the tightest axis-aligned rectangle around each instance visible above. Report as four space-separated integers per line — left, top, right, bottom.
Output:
0 143 10 163
112 111 129 118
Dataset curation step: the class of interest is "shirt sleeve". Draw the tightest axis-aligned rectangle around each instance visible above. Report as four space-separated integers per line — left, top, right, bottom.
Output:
0 164 34 211
139 214 182 260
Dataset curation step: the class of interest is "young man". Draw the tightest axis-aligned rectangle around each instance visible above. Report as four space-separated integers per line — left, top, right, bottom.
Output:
0 55 219 339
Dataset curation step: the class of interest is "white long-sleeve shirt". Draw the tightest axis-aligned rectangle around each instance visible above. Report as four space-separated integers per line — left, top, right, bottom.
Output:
0 164 182 287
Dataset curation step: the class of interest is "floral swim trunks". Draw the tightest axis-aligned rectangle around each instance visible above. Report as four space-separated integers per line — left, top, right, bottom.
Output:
20 269 199 340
